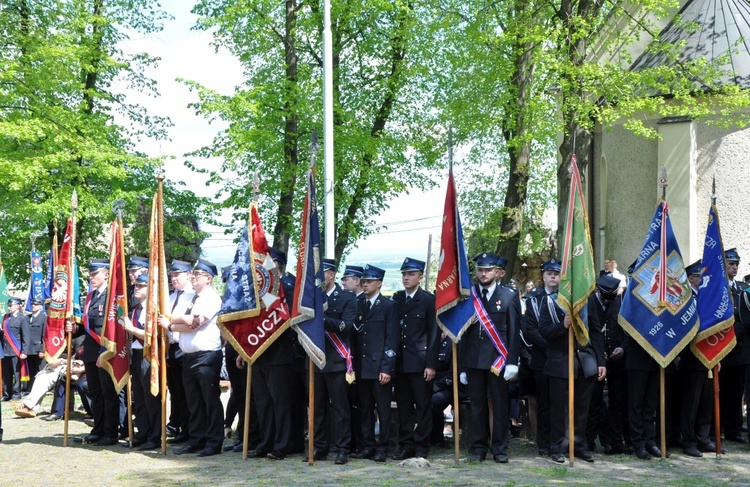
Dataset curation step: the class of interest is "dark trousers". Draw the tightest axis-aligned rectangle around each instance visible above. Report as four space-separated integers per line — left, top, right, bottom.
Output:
167 344 188 435
182 350 224 450
549 375 595 454
52 376 91 417
534 370 551 451
719 364 744 438
430 388 452 445
466 367 509 456
681 369 712 449
224 345 246 435
2 356 21 397
358 378 393 454
605 366 628 448
313 369 351 452
627 369 659 449
253 363 294 453
394 372 432 452
349 382 365 452
85 362 120 439
26 355 43 392
131 349 161 443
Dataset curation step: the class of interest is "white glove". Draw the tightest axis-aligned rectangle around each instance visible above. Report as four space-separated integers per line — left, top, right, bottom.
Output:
503 364 519 382
459 372 468 385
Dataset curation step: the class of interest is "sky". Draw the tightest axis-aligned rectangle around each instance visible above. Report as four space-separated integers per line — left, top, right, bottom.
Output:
121 0 447 270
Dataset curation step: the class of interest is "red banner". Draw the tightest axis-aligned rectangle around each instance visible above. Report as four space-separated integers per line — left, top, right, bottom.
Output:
691 325 736 369
98 220 130 393
219 204 290 365
44 219 73 363
144 188 168 396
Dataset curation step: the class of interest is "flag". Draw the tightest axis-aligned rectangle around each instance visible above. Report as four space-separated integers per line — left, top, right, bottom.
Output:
690 203 735 368
144 187 169 395
98 220 130 392
0 262 10 315
43 236 58 302
435 172 474 343
43 219 75 363
618 200 699 367
25 250 45 312
290 170 326 369
218 203 290 365
557 155 596 346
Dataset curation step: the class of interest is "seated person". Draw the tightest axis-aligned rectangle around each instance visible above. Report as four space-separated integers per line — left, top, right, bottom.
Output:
46 363 90 421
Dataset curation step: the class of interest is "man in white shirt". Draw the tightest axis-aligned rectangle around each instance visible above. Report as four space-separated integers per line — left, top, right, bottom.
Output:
159 259 223 457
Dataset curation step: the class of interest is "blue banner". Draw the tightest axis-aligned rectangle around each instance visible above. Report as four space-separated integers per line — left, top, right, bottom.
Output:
618 201 699 367
25 250 45 312
43 247 55 301
219 224 260 320
290 170 326 369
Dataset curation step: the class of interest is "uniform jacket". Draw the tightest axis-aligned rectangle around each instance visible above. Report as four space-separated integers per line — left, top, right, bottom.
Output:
28 311 47 355
392 287 439 374
2 312 31 357
538 295 604 379
521 288 549 371
588 293 626 371
459 284 521 371
78 288 108 362
321 284 357 373
353 293 400 380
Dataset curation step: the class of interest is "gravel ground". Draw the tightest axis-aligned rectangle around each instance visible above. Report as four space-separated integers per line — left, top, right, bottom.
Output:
2 395 750 486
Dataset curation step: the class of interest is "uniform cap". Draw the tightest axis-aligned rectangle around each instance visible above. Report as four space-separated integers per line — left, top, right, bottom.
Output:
400 257 425 273
361 264 386 281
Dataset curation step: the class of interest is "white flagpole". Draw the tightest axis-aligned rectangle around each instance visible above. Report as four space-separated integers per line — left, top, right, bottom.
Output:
323 0 335 259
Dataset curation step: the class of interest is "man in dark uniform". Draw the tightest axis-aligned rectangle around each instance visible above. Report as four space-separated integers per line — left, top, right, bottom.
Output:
538 267 605 464
720 248 750 443
2 297 31 400
586 275 629 454
341 265 365 297
460 253 521 463
309 258 357 464
126 256 149 311
26 297 47 392
350 264 400 463
340 264 365 454
522 259 560 457
391 258 439 460
66 258 120 445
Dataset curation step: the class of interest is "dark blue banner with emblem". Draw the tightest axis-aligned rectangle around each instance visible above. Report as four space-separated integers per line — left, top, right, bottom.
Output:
618 201 699 368
25 250 45 312
290 170 326 370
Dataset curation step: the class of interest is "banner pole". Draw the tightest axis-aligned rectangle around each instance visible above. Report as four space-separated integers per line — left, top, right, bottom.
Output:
660 367 666 460
63 190 78 447
160 327 167 455
714 366 722 458
451 341 460 466
156 175 168 455
568 326 575 466
127 375 134 446
242 363 252 460
308 358 315 465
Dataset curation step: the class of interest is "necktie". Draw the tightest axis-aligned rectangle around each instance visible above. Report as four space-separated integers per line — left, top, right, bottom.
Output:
406 295 412 305
185 294 198 315
171 290 183 313
366 300 372 311
92 290 100 302
482 288 489 303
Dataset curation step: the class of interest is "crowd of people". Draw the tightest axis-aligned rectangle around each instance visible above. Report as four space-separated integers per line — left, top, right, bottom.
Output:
1 247 749 467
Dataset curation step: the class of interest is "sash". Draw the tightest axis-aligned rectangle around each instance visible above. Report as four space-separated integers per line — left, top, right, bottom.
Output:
132 304 144 346
325 331 355 384
82 291 101 345
472 288 508 376
3 314 30 382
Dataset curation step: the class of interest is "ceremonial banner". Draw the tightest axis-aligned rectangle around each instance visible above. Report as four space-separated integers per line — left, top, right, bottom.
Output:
43 236 58 302
144 188 169 395
558 155 596 347
98 220 130 392
219 204 290 365
25 250 45 313
690 203 735 368
290 170 326 370
435 172 475 342
0 262 9 315
44 219 75 363
619 201 699 367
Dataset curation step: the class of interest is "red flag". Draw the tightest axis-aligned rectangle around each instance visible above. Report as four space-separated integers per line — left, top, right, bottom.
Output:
43 219 74 363
98 220 130 392
218 204 290 364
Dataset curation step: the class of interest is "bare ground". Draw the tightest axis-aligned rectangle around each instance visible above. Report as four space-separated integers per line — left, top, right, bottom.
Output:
2 397 749 487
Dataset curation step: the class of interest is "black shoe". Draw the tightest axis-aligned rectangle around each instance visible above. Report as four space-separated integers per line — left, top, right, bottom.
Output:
224 442 240 452
267 451 286 460
550 453 565 464
493 453 508 463
166 425 179 438
698 442 725 454
301 450 328 461
246 449 270 458
350 447 375 459
469 453 486 463
168 434 189 444
635 448 651 460
391 449 415 461
415 448 428 459
84 434 103 444
232 443 245 453
682 447 703 457
93 437 119 446
538 448 550 457
372 451 387 463
725 434 746 444
197 447 222 457
139 441 161 451
576 450 594 463
335 451 348 464
646 445 669 458
174 444 203 455
44 414 62 422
